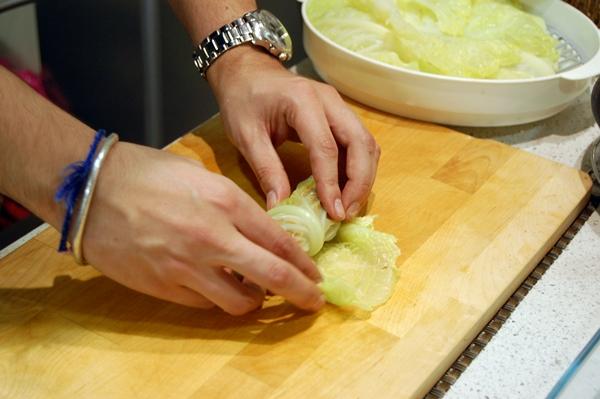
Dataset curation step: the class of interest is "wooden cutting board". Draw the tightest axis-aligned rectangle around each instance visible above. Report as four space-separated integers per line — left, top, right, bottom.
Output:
0 101 592 398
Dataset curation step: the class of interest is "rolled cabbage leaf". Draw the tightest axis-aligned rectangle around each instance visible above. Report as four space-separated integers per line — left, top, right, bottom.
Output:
268 177 400 311
268 177 340 256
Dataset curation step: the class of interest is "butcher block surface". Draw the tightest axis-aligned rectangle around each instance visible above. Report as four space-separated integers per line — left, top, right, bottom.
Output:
0 102 592 398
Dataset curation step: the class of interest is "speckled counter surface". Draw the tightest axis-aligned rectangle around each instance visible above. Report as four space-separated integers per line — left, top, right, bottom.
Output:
296 59 600 398
447 88 600 399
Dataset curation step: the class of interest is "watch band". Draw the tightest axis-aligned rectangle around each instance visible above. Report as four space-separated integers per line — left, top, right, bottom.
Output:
192 12 257 78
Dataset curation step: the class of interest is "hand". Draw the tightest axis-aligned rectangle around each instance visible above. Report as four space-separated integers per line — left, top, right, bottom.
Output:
207 47 380 221
81 142 325 315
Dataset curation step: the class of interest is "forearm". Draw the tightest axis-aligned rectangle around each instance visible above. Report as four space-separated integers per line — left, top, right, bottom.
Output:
168 0 257 44
168 0 282 95
0 66 95 229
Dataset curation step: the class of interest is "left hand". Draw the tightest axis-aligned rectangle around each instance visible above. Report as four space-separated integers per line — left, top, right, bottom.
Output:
206 46 380 221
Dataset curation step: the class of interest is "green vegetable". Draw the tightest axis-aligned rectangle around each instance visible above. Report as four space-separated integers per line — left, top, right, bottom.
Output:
307 0 559 79
268 177 340 256
315 216 400 311
268 177 400 311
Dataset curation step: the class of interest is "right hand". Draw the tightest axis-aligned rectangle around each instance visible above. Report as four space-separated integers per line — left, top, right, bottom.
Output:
80 142 325 315
208 47 380 221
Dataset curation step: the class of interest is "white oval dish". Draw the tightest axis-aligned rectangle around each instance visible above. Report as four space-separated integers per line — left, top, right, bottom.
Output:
301 0 600 127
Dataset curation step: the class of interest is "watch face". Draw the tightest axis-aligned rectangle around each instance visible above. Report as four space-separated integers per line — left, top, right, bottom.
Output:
254 10 293 59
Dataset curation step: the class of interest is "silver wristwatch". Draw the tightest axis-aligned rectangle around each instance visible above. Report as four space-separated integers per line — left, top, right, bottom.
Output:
192 9 293 78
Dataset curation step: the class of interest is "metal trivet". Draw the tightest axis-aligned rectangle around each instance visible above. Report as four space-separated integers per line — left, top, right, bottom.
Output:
550 29 583 73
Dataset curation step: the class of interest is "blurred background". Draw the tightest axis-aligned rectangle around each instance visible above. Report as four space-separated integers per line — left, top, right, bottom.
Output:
1 0 305 146
0 0 305 247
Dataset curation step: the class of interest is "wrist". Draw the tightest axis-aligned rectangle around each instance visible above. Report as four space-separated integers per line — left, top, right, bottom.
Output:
44 129 98 230
206 45 283 96
11 127 96 231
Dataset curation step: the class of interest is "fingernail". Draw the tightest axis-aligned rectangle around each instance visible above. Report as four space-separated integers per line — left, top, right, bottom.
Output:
312 268 323 283
347 202 361 219
313 294 326 311
267 191 278 209
334 198 345 220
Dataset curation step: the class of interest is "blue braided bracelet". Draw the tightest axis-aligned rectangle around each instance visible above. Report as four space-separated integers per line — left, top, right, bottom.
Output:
55 129 106 252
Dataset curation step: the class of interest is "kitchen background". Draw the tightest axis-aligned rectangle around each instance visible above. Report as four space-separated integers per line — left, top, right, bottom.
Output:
36 0 307 146
0 0 305 246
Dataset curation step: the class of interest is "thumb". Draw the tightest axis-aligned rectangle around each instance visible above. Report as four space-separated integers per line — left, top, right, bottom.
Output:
238 134 291 209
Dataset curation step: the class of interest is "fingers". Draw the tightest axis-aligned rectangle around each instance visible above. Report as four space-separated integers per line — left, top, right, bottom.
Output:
236 132 290 209
159 285 216 309
285 87 345 221
342 140 379 217
315 83 380 219
183 176 322 315
231 190 322 283
182 266 265 316
226 236 325 312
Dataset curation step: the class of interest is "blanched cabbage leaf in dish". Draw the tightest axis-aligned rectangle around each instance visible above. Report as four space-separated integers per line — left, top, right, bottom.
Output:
307 0 559 79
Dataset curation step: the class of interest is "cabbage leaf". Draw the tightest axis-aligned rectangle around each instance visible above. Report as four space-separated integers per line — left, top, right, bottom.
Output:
308 0 559 79
268 177 340 256
315 216 400 311
268 177 400 311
